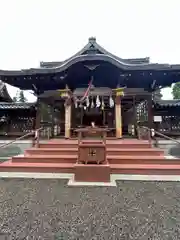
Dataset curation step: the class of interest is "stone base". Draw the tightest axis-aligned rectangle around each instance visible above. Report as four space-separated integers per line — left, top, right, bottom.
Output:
74 163 110 182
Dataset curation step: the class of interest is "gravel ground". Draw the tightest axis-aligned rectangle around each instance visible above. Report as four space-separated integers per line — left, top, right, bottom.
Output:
0 179 180 239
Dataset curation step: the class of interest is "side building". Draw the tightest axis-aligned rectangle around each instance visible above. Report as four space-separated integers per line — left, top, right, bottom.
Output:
0 81 36 138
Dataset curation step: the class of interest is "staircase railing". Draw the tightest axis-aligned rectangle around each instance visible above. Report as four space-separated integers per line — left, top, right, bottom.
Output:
0 127 45 150
137 126 180 145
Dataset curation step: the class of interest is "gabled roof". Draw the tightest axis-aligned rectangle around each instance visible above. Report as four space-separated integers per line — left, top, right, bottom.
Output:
1 37 180 76
0 81 12 102
40 37 150 68
1 37 180 91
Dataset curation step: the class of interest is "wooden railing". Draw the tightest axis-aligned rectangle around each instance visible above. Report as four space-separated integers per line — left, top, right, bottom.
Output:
0 127 47 150
137 126 180 145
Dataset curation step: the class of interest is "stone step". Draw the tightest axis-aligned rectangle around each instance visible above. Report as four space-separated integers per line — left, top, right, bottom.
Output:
107 142 151 149
0 160 74 173
26 148 78 156
107 155 176 164
39 142 152 149
12 154 171 165
1 161 180 175
107 148 163 156
39 143 78 149
12 155 77 163
26 147 163 157
110 163 180 175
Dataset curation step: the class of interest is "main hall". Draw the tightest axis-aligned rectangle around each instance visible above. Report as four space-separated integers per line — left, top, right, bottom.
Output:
0 37 179 139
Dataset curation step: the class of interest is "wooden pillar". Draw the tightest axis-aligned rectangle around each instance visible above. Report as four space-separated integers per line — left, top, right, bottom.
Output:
58 88 72 138
32 98 41 147
115 96 122 138
65 99 71 138
114 88 124 138
35 98 41 130
51 104 55 138
133 95 137 136
147 94 153 129
80 107 83 126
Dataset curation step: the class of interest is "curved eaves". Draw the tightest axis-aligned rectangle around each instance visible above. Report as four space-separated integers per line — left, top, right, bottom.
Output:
0 54 175 77
40 37 150 67
88 42 150 64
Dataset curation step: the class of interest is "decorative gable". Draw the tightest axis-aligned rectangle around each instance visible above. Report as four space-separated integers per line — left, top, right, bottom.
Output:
80 37 104 55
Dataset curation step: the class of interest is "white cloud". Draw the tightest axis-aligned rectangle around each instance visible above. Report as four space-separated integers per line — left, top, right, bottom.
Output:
0 0 180 101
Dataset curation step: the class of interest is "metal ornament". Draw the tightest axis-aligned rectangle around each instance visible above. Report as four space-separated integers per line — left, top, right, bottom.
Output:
109 96 114 108
101 97 105 110
96 95 101 108
91 98 94 108
86 96 90 107
74 101 78 108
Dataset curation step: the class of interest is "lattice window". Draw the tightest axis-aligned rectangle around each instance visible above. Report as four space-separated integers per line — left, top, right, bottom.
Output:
136 100 148 123
158 115 180 132
10 116 35 133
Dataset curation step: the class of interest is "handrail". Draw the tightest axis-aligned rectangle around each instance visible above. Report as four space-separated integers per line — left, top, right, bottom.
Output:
140 126 180 145
0 127 43 149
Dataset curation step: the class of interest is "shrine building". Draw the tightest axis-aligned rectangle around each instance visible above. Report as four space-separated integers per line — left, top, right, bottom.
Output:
0 37 180 139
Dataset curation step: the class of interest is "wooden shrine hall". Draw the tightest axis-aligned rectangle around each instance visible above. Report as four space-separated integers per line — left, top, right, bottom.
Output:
0 37 180 139
1 37 180 181
39 86 153 138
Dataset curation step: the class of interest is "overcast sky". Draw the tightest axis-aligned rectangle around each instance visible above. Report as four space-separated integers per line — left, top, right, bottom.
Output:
0 0 179 102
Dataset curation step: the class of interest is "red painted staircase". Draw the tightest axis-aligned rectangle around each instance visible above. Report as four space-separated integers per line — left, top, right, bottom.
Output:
0 139 180 175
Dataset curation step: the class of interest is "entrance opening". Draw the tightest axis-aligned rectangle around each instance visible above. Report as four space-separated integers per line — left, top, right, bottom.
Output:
83 112 103 127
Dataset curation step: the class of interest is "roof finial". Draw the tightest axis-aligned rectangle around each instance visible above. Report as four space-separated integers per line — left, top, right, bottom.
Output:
88 37 96 44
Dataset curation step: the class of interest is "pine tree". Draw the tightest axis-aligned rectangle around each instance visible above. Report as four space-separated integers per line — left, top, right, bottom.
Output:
18 90 27 102
153 89 162 101
12 90 19 102
12 96 17 102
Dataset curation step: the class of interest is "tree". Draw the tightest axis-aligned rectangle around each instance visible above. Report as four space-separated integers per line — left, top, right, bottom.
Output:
12 90 19 102
172 82 180 99
12 96 17 102
18 90 27 102
153 88 162 101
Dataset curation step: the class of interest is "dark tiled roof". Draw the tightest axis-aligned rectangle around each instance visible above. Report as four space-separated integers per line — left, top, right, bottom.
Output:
0 102 35 109
154 99 180 107
40 37 150 68
40 61 63 68
1 37 180 92
0 37 176 77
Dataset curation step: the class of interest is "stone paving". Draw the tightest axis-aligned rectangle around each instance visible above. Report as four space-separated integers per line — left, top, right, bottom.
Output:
0 179 179 239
